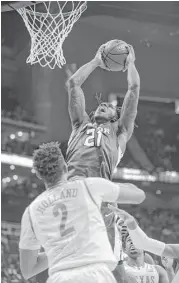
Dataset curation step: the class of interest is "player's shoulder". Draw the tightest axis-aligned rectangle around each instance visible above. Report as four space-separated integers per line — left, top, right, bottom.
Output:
21 206 30 221
109 120 119 131
28 190 47 210
153 264 166 275
86 177 112 186
85 177 117 197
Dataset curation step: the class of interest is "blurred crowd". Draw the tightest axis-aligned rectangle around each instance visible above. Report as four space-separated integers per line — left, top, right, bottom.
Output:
126 206 179 244
2 87 37 124
2 177 44 200
2 133 68 159
136 104 179 172
2 133 37 157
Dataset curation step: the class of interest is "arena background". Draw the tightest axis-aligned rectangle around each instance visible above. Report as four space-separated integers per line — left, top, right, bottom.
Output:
1 1 179 283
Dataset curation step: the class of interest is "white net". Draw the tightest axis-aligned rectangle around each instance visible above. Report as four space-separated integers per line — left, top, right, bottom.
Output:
17 1 87 69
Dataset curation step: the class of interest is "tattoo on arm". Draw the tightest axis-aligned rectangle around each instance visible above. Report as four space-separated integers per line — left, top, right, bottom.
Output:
119 63 140 140
68 59 98 87
66 59 98 127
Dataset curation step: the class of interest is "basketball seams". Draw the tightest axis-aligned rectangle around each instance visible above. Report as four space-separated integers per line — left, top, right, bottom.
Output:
108 52 128 56
103 56 110 70
101 50 110 70
101 41 128 71
105 55 124 66
104 42 128 59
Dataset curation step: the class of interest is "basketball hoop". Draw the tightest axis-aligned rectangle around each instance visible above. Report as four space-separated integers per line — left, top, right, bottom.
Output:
17 1 87 69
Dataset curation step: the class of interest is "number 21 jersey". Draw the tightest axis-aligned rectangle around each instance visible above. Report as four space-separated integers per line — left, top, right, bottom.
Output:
66 118 123 180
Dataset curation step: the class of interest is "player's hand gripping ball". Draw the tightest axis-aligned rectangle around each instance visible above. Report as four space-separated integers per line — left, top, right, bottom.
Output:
94 44 106 68
99 39 132 72
123 44 136 72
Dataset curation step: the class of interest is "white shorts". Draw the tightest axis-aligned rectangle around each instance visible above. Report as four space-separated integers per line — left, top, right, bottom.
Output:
48 263 117 283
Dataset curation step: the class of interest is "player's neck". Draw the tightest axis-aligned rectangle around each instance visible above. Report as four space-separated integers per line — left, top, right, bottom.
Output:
46 175 67 190
94 119 110 126
127 255 144 268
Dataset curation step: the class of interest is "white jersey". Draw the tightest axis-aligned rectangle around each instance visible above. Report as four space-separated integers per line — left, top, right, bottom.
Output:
124 262 159 283
19 177 121 279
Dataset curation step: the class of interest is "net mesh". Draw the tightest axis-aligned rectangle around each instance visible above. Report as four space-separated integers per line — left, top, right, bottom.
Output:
17 1 87 69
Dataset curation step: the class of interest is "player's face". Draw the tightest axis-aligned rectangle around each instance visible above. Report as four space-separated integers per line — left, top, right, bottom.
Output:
94 102 117 123
125 236 143 259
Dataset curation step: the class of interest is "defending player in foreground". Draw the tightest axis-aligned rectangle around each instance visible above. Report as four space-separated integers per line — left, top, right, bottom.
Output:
66 43 140 180
120 234 169 283
108 206 179 283
19 142 145 283
65 42 140 282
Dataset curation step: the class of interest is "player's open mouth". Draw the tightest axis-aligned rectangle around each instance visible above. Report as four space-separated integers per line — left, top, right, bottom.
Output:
130 245 136 252
99 107 106 113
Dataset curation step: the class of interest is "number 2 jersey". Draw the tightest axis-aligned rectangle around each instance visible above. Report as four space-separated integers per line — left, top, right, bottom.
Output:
19 178 121 280
66 118 123 180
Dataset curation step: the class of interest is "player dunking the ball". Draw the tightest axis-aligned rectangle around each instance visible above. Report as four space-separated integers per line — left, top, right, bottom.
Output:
66 42 140 181
19 142 145 283
65 41 140 281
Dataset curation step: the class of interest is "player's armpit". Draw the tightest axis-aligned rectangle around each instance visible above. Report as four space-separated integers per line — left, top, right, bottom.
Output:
117 130 128 154
67 85 89 127
155 265 169 283
20 249 48 280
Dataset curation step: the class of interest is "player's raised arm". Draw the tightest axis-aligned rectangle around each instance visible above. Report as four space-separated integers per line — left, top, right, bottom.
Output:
108 207 179 259
66 46 104 128
118 46 140 151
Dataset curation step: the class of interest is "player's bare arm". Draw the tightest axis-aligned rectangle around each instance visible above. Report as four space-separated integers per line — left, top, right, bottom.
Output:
114 182 145 204
161 257 175 283
87 178 145 204
155 265 169 283
108 207 179 260
162 244 179 259
66 46 104 127
20 249 48 280
118 46 140 153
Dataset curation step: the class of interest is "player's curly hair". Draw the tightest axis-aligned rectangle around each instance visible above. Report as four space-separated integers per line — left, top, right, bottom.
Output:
33 141 65 184
89 93 121 123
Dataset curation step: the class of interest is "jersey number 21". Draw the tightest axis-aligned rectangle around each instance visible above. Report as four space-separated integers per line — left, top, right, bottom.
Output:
84 129 102 147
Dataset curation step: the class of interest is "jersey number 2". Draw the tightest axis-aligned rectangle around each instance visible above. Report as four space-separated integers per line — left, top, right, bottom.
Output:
53 203 75 237
84 129 102 147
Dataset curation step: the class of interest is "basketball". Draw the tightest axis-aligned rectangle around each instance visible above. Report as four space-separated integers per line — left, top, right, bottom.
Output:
101 39 129 72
